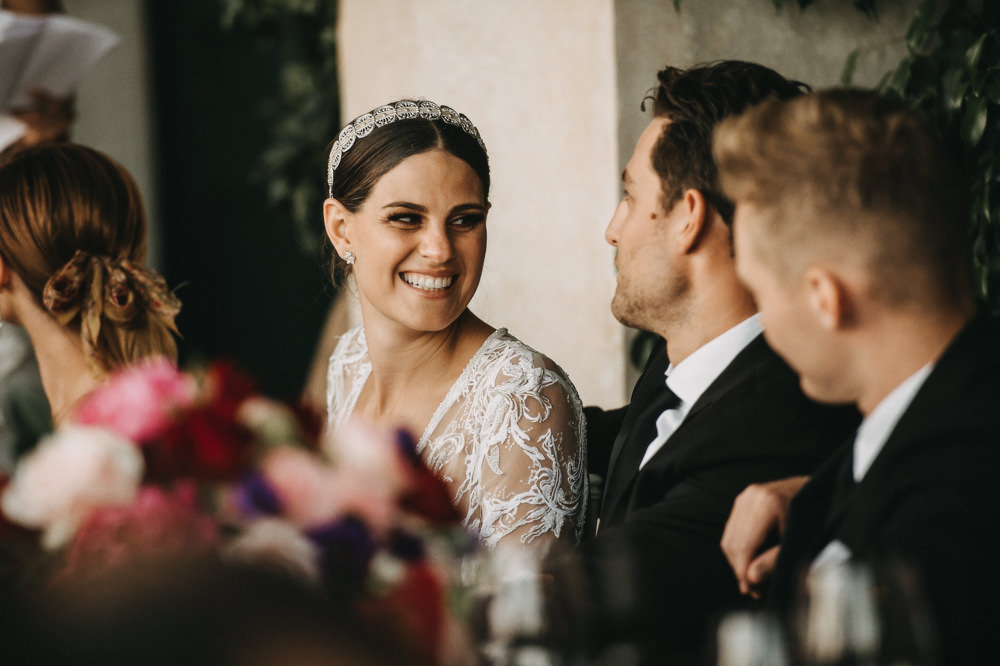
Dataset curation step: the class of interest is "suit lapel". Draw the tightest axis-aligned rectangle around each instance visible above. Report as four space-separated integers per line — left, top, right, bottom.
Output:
602 334 771 522
780 314 997 579
602 346 670 520
682 335 770 425
639 335 772 473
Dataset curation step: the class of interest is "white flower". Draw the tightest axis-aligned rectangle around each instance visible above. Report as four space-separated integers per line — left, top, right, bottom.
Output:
1 424 144 550
224 518 320 584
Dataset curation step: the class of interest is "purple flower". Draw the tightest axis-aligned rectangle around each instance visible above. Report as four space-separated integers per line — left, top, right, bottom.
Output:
308 517 375 597
237 472 284 517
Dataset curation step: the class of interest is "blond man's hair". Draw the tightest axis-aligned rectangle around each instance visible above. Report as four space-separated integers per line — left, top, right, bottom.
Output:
715 88 971 309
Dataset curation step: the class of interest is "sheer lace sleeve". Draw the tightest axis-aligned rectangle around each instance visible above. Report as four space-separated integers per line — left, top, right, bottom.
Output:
418 331 587 550
474 353 588 550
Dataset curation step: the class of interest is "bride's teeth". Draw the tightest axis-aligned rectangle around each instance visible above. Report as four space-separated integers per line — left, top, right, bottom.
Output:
402 273 454 291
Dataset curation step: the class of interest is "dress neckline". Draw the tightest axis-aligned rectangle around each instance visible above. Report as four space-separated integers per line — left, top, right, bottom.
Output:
352 326 508 448
416 327 507 450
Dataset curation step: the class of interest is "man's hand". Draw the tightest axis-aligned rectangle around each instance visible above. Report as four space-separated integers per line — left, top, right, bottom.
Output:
721 475 809 598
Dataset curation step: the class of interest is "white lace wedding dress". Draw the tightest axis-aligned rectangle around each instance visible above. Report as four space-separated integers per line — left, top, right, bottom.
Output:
326 326 587 549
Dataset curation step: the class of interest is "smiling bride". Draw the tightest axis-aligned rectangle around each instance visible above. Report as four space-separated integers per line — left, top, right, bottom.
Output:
322 100 586 550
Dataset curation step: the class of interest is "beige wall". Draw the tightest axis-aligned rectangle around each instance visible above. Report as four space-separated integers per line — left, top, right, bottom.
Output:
63 0 160 267
337 0 917 407
614 0 920 189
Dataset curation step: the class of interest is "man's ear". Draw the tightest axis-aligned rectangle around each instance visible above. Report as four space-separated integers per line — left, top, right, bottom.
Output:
676 188 709 254
323 197 352 258
804 266 850 330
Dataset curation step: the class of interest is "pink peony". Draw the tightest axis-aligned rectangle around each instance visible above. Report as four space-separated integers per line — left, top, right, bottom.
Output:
259 447 346 527
1 425 144 549
60 484 219 579
259 445 401 533
74 358 196 443
323 418 409 498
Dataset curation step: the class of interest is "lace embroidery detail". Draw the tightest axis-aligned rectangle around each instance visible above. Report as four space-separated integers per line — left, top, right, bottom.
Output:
326 326 587 548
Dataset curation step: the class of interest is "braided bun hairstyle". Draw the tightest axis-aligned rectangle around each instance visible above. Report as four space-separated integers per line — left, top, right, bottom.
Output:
0 143 181 377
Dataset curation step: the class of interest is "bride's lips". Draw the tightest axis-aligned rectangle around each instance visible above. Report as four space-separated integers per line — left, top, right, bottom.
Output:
400 271 457 292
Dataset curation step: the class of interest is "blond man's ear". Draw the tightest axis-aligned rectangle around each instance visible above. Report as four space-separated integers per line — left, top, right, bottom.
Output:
804 266 852 331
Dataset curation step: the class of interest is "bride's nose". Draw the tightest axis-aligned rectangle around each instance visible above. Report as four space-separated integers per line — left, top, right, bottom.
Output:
418 224 454 263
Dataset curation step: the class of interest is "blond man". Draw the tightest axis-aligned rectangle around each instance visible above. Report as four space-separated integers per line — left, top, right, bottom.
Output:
715 89 1000 663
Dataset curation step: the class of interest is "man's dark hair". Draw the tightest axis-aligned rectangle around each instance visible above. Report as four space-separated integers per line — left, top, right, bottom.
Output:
644 60 809 224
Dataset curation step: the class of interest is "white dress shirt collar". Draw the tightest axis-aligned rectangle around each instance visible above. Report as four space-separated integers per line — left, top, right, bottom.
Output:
637 314 763 469
665 313 764 402
852 363 933 481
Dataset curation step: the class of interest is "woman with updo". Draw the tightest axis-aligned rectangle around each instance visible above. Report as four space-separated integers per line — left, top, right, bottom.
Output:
324 100 586 550
0 143 180 427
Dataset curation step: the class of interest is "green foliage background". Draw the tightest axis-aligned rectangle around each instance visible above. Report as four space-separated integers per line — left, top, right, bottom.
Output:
847 0 1000 315
220 0 339 255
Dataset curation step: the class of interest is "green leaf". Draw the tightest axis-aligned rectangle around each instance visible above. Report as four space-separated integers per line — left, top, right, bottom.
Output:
906 0 936 53
673 0 681 11
944 66 969 110
629 331 661 370
841 49 860 85
962 96 989 146
889 58 913 95
965 33 988 70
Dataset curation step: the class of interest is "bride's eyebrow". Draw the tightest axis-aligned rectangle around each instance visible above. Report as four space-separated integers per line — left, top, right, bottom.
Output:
382 202 486 214
450 203 486 214
382 202 427 211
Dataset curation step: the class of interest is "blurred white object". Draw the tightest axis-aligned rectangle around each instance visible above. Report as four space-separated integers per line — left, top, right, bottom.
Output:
799 562 881 663
0 9 118 111
0 112 25 151
716 611 789 666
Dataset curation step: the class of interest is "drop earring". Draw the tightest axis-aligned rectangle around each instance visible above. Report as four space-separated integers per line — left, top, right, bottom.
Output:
344 250 355 265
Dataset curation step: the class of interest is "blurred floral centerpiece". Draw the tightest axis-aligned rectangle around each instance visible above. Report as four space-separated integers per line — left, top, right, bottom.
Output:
0 359 476 663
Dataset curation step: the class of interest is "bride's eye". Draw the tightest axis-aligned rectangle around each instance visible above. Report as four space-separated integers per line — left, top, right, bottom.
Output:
386 213 421 227
450 213 485 230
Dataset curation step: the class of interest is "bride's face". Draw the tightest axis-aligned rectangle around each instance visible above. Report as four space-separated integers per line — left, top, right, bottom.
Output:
339 149 487 334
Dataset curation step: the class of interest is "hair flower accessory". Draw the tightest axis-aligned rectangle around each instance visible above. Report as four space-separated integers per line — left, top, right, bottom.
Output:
42 250 181 373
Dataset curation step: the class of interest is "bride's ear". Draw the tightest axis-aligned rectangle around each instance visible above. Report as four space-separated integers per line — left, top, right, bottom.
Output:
323 197 352 258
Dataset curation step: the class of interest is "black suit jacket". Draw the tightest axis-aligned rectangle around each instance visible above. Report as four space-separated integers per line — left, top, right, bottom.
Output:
771 313 1000 664
575 333 858 663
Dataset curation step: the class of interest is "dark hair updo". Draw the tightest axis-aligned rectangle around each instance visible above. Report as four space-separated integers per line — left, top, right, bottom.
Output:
325 100 490 285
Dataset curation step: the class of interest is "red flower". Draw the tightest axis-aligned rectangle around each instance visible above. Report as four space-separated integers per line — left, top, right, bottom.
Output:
399 461 461 524
202 362 257 421
147 407 254 482
393 432 461 523
363 560 445 666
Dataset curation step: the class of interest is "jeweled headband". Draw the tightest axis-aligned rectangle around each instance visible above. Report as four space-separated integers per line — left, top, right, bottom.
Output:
326 99 487 194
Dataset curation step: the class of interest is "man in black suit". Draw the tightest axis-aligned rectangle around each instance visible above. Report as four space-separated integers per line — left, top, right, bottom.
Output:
572 62 858 664
715 89 1000 663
